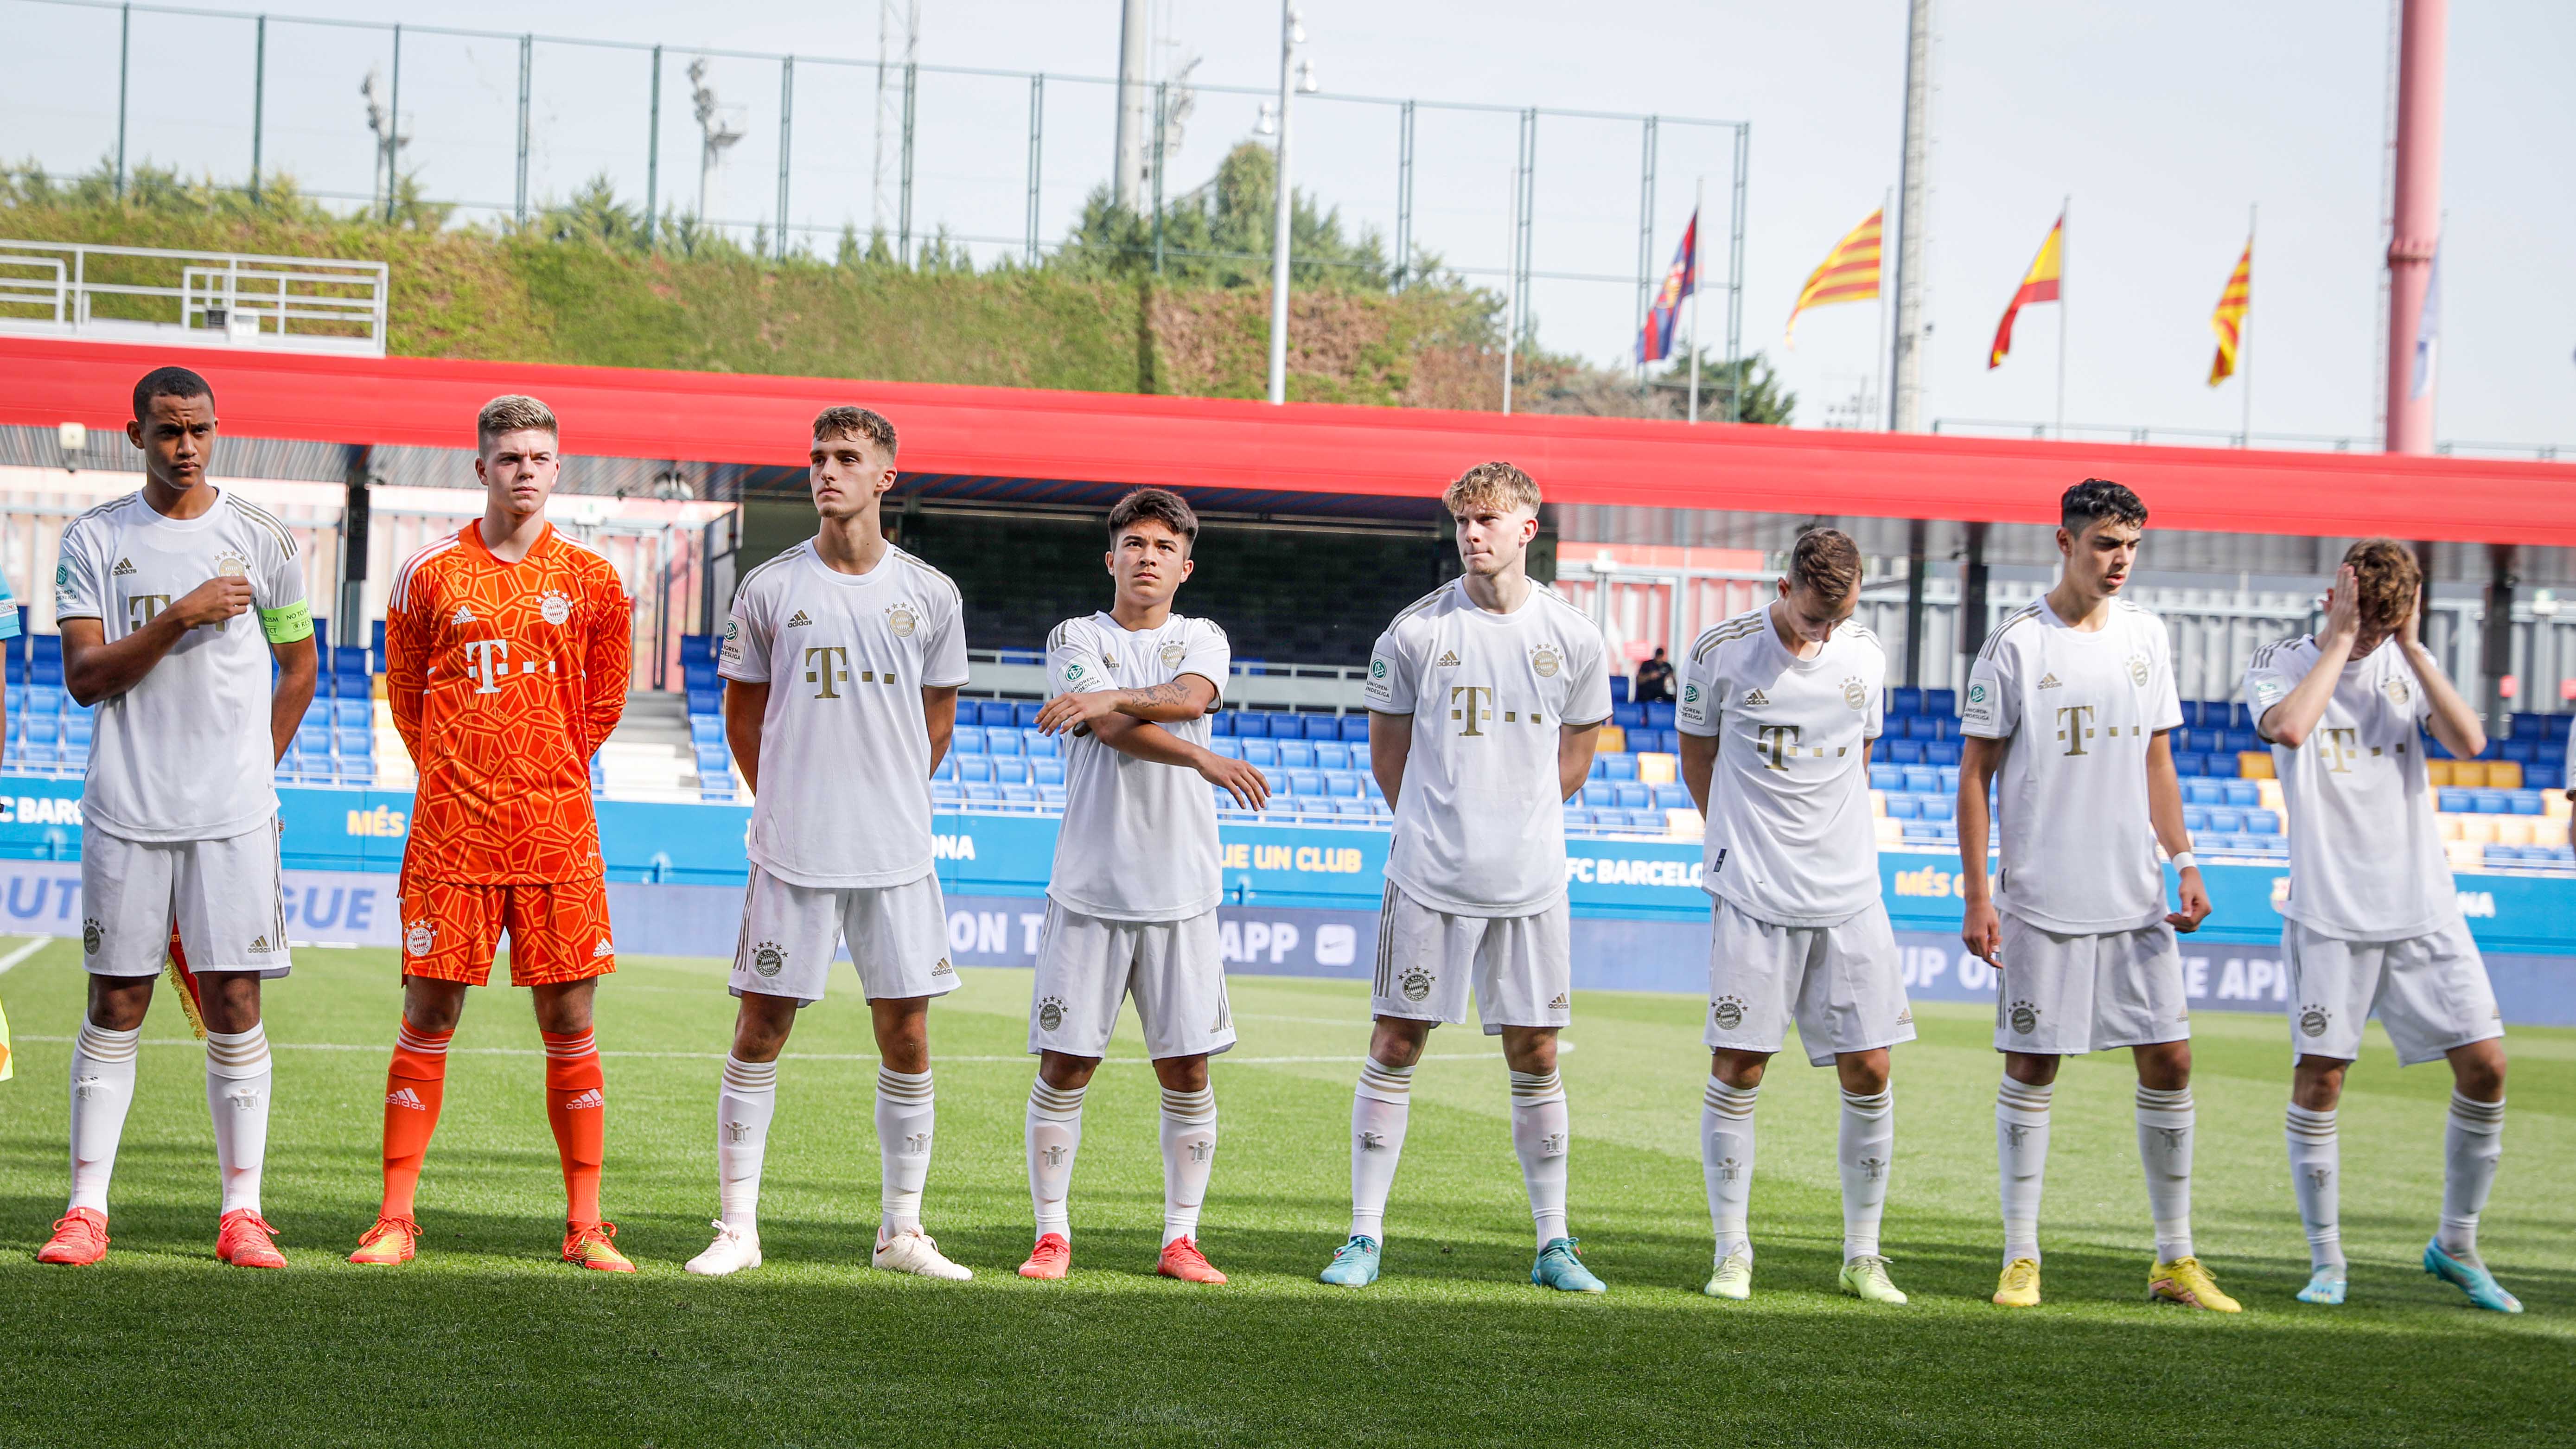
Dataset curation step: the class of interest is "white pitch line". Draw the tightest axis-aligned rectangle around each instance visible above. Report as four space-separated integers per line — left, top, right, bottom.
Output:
0 936 56 975
12 1036 1556 1066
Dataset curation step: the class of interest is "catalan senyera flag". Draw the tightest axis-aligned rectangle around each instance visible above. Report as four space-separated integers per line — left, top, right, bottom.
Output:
1987 210 2065 370
1784 208 1883 347
1636 209 1698 365
2207 236 2252 385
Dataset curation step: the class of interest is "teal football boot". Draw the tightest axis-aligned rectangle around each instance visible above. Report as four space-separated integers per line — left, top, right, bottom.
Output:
1531 1237 1606 1294
2425 1240 2523 1313
1319 1235 1381 1287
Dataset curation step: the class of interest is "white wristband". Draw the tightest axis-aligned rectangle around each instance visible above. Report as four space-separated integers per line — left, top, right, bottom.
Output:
2170 851 2200 873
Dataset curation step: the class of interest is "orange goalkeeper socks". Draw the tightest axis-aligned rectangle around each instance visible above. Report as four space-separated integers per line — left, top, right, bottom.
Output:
381 1019 452 1220
542 1029 606 1224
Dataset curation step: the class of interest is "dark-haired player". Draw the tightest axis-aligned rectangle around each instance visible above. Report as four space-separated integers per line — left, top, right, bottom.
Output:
1014 487 1269 1285
1957 479 2228 1311
1676 528 1912 1305
685 406 973 1281
39 367 316 1269
2245 540 2517 1312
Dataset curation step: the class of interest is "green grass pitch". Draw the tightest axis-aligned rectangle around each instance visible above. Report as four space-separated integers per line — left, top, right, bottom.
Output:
0 940 2567 1447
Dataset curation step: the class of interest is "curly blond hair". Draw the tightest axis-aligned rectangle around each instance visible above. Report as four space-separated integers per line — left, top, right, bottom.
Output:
1443 461 1541 516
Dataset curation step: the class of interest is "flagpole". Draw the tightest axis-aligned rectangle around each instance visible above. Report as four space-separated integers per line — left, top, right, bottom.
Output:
1689 176 1704 424
1502 158 1517 416
2054 195 2069 440
2243 203 2257 445
1875 185 1891 429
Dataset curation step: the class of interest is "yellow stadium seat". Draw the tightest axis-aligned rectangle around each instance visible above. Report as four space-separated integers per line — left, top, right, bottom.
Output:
1875 817 1906 848
2438 814 2463 842
1871 789 1888 817
2459 817 2499 846
2451 761 2493 788
2534 818 2570 847
2237 751 2275 779
2446 840 2486 869
2494 818 2535 848
2426 760 2455 786
1597 724 1626 755
1666 809 1705 840
2548 792 2573 821
2256 779 2285 812
1637 752 1677 785
2487 760 2523 790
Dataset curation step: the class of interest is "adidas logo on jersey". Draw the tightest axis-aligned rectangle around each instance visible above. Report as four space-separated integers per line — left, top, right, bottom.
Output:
451 604 477 626
2037 672 2062 689
112 557 137 576
1436 650 1460 667
564 1088 606 1111
386 1086 428 1111
248 934 279 953
593 938 614 958
1742 689 1770 706
786 610 812 627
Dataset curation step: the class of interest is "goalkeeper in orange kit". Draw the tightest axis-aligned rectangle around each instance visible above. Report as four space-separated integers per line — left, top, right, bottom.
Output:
350 395 636 1271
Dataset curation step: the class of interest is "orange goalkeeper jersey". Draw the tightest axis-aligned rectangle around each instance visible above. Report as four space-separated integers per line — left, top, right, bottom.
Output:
388 524 632 882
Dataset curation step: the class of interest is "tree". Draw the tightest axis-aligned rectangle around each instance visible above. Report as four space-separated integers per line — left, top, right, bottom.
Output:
1647 349 1796 426
1052 140 1400 290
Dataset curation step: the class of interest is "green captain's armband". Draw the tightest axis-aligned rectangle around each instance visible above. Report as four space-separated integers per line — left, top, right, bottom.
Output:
260 599 314 644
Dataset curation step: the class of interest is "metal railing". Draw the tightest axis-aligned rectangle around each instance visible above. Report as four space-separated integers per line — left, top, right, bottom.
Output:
0 239 389 355
1932 416 2569 463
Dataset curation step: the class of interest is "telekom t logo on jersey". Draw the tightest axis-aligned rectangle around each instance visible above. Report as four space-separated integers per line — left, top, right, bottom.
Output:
464 638 513 694
2317 727 2361 774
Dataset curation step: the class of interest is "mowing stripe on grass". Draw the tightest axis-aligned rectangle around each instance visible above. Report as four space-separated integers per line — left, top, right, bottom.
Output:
13 1035 1556 1066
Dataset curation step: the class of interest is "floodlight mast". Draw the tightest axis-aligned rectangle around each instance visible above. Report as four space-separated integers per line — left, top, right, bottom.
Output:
1265 3 1314 406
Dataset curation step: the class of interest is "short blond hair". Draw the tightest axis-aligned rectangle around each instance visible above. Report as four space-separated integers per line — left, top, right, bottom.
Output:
1444 461 1541 517
477 394 557 446
814 405 898 458
1789 528 1864 603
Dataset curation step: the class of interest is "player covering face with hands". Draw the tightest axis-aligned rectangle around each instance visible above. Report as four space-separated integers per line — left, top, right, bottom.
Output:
2245 541 2517 1312
1013 488 1265 1285
1956 479 2230 1312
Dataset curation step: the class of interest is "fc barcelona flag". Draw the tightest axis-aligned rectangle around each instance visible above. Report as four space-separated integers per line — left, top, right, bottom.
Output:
1636 210 1699 365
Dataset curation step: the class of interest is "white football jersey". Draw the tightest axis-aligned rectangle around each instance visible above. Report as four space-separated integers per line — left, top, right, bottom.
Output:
1368 579 1612 917
54 489 309 842
1959 597 2183 933
1677 606 1887 927
720 541 969 888
1046 611 1230 922
2244 635 2457 941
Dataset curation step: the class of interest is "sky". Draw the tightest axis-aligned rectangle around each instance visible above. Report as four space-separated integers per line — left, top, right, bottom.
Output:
5 0 2569 448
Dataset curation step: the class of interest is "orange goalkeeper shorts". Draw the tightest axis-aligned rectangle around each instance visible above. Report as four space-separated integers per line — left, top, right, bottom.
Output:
397 875 618 987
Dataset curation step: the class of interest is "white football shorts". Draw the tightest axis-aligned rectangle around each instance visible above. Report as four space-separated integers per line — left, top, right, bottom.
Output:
80 821 292 979
1027 902 1236 1061
729 867 957 1005
2282 917 2501 1066
1705 896 1916 1065
1992 914 2188 1055
1369 883 1571 1035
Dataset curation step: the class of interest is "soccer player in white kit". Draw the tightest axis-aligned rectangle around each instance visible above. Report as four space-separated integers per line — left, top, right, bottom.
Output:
1317 462 1612 1293
2244 540 2519 1312
37 367 318 1270
1676 529 1914 1305
685 406 974 1281
1014 488 1272 1285
1956 479 2232 1312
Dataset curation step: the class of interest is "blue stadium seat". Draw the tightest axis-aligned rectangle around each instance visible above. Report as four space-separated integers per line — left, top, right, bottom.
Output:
1926 688 1957 717
1644 701 1677 729
1229 711 1267 739
1889 740 1925 766
2174 752 2209 777
1612 783 1650 811
1259 711 1301 738
1901 766 1937 795
1612 702 1647 730
1653 784 1694 810
1891 687 1924 716
956 757 995 783
986 729 1025 758
25 684 61 715
334 699 373 728
927 781 962 808
1562 806 1592 828
1926 740 1961 767
1869 765 1902 791
1938 766 1962 795
1278 740 1316 769
295 722 328 753
996 757 1037 785
2222 781 2259 808
931 754 957 780
2508 790 2542 817
1288 770 1325 796
2246 810 2282 836
1207 710 1236 736
950 726 987 754
1014 702 1045 729
1919 796 1955 822
336 728 372 756
2472 790 2507 815
1211 737 1244 760
1312 741 1350 770
689 716 722 745
685 687 718 715
30 657 63 687
2182 807 2208 833
1339 715 1370 743
2502 736 2539 764
2184 781 2221 807
2531 764 2568 792
2207 808 2245 833
1883 796 1921 820
1602 754 1638 781
1243 740 1279 767
1026 733 1060 759
1033 760 1064 786
1040 785 1068 807
964 781 1001 803
1901 823 1949 842
1001 784 1037 804
1327 772 1362 798
1581 782 1614 807
1300 715 1337 741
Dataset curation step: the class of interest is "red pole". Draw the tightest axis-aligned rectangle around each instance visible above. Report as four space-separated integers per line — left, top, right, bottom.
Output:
2385 0 2445 454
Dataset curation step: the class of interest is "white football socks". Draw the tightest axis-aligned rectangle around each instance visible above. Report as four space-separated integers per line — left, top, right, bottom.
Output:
1508 1068 1571 1249
1837 1087 1894 1261
874 1066 935 1237
1158 1085 1218 1246
1996 1077 2053 1265
67 1021 141 1215
1702 1076 1758 1261
2284 1102 2342 1272
2439 1091 2506 1266
716 1054 778 1236
2135 1084 2196 1262
1025 1079 1085 1240
1348 1056 1412 1243
203 1025 272 1216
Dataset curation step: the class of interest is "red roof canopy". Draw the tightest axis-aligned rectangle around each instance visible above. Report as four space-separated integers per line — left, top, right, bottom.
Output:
4 335 2566 546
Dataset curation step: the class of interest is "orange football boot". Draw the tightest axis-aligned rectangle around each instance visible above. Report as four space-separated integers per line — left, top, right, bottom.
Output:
1018 1232 1071 1280
1156 1236 1228 1284
564 1220 636 1272
216 1209 287 1269
36 1208 109 1265
349 1215 420 1266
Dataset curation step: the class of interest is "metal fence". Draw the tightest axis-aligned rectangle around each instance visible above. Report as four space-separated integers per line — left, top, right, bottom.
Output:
0 237 388 354
6 0 1753 380
1932 417 2570 464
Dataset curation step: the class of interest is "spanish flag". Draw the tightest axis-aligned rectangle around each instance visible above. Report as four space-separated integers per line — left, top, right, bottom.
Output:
1988 210 2064 370
2207 236 2252 385
1784 208 1882 346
